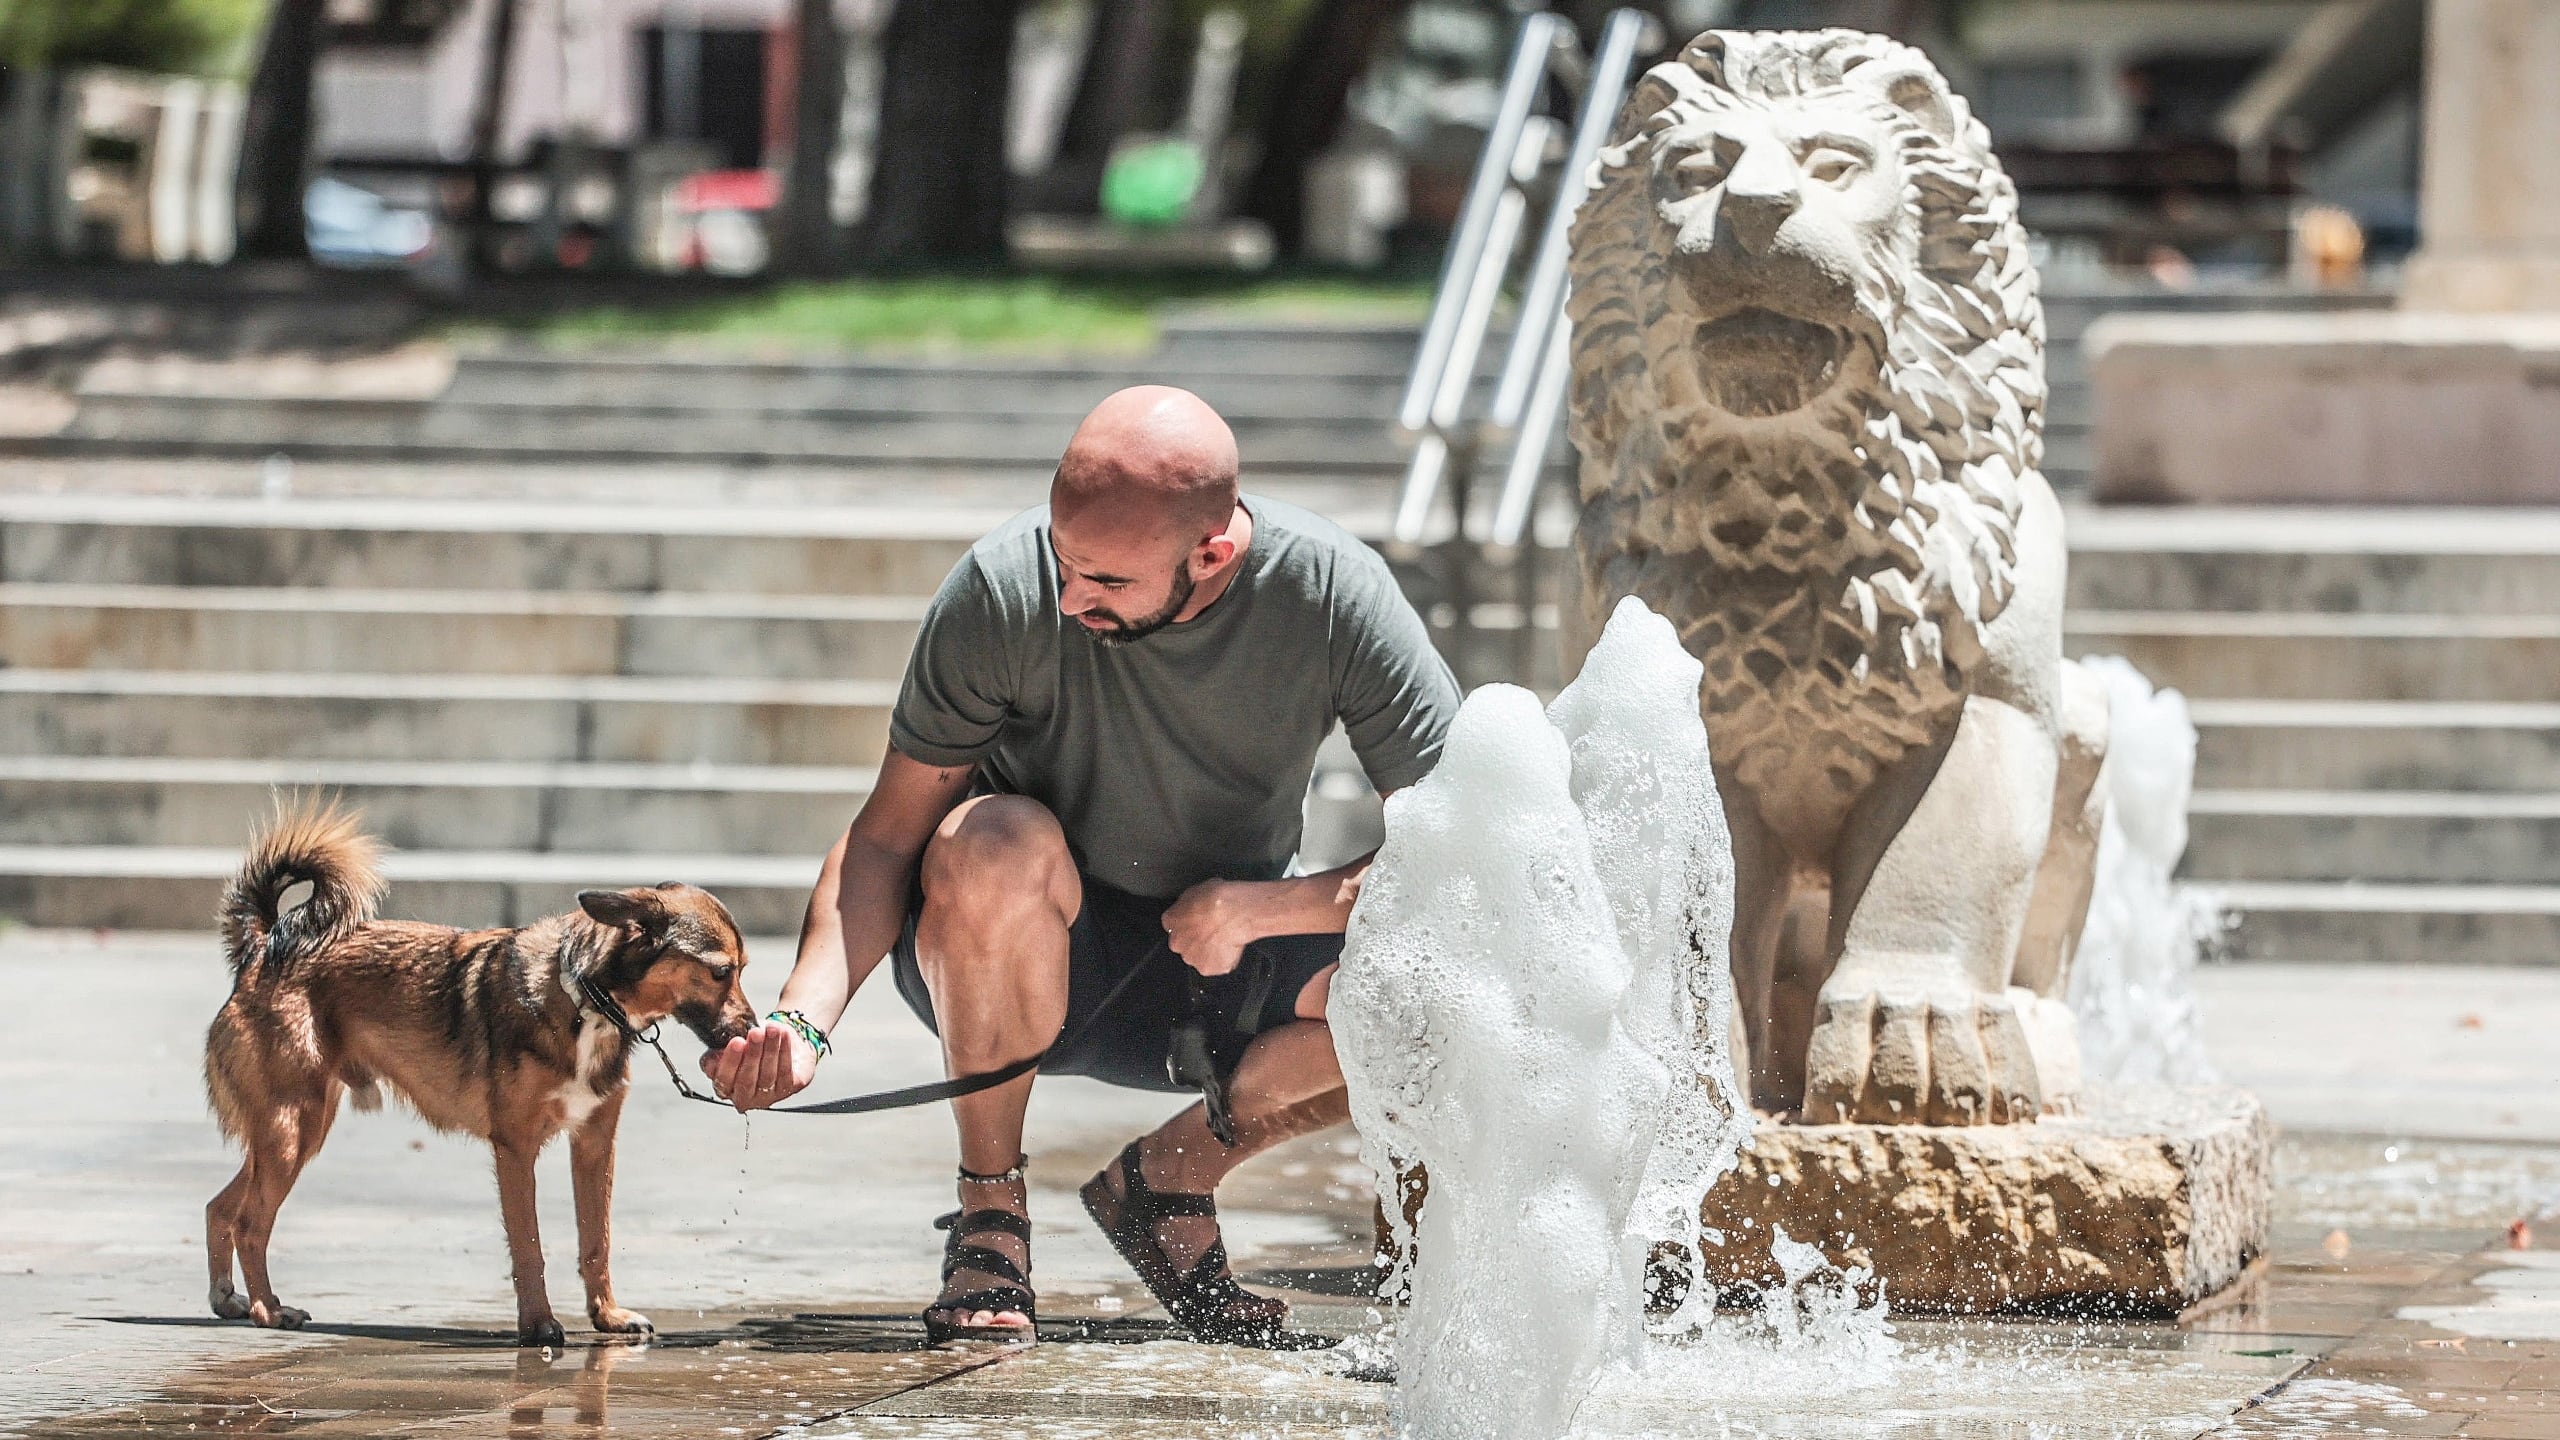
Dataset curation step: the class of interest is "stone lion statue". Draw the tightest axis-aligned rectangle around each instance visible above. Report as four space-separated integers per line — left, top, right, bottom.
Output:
1564 29 2110 1126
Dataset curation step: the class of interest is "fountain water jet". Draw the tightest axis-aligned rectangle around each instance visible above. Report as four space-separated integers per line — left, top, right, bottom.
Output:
1331 678 1667 1440
1333 599 1758 1435
2067 656 2221 1087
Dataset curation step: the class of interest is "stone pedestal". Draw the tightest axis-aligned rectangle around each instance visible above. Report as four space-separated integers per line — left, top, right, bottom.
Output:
2090 0 2560 503
2088 311 2560 504
1697 1085 2272 1316
2402 0 2560 313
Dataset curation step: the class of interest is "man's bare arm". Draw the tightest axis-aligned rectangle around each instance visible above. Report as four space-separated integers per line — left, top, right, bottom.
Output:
704 749 977 1108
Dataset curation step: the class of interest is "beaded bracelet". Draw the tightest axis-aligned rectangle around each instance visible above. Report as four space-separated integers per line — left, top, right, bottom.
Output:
765 1008 832 1060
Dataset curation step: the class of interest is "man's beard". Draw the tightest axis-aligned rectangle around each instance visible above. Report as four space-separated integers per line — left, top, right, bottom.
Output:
1081 562 1195 646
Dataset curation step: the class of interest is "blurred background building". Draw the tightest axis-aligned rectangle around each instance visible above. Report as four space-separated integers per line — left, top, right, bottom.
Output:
0 0 2425 285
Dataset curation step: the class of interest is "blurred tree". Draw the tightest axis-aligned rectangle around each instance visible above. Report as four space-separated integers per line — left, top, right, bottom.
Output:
859 0 1025 267
1238 0 1415 256
231 0 325 259
1036 0 1165 213
0 0 263 74
773 0 846 274
1172 0 1322 141
459 0 519 272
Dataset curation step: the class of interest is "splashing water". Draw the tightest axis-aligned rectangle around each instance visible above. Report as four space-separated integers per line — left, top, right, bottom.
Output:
1332 598 1766 1439
2068 656 2221 1086
1331 679 1669 1440
1545 599 1754 1339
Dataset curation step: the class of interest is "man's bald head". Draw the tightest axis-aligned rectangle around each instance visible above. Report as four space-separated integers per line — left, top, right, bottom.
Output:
1052 385 1239 541
1047 387 1251 645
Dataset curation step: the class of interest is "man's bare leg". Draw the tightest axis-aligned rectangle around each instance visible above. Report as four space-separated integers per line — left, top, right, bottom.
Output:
911 795 1081 1333
1111 966 1350 1274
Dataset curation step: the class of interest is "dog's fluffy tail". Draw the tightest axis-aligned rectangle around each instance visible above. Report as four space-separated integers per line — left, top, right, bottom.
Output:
219 795 387 985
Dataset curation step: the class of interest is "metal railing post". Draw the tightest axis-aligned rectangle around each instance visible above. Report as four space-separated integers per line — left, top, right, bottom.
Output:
1485 8 1651 551
1395 11 1570 440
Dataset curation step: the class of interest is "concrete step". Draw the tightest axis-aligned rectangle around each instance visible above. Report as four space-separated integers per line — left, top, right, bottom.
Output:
2190 701 2560 792
5 850 2541 964
2069 612 2560 701
0 494 990 595
0 454 1413 519
0 845 818 932
2187 790 2560 886
2219 882 2560 967
0 670 894 765
0 584 927 679
46 394 1412 471
0 756 871 854
0 749 1384 863
438 353 1419 419
26 495 2560 620
2067 507 2560 615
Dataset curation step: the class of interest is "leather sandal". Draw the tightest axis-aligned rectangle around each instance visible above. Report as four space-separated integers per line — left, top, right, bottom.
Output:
922 1205 1037 1344
1080 1140 1289 1346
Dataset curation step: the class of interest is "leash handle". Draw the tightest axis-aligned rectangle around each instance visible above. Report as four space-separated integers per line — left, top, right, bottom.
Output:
1166 971 1240 1147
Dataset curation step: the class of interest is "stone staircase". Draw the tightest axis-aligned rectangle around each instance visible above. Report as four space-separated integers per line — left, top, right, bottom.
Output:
20 285 2386 492
9 294 2547 968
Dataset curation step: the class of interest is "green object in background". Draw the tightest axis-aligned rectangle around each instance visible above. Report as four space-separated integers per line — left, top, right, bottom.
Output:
1101 141 1204 228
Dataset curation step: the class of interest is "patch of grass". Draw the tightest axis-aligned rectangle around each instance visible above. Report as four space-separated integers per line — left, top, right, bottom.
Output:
1187 278 1433 323
541 277 1161 355
530 273 1431 355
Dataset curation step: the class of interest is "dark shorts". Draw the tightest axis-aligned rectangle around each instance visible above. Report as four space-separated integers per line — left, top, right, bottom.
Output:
889 873 1343 1093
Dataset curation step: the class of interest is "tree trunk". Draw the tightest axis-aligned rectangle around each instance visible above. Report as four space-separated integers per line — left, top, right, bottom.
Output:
1239 0 1417 258
1034 0 1163 214
463 0 521 271
774 0 846 274
858 0 1023 268
232 0 328 260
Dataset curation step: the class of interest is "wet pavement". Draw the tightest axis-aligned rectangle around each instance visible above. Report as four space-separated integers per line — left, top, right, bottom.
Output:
5 929 2558 1438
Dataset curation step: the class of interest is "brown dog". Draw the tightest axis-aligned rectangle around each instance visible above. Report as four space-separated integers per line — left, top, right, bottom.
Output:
202 799 756 1345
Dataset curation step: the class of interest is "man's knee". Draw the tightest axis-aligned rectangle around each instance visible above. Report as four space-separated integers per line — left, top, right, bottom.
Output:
919 796 1078 929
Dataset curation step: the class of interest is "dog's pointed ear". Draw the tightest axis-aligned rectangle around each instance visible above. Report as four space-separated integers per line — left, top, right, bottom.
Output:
578 888 668 931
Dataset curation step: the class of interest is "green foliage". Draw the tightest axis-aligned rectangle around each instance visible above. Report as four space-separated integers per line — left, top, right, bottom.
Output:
531 274 1430 355
0 0 265 75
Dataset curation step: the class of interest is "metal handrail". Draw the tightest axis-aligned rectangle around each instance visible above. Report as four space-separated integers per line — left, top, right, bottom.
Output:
1391 9 1652 549
1395 10 1570 441
1487 9 1652 547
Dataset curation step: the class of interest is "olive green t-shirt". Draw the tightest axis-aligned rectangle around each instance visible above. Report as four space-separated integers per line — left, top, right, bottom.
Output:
890 496 1460 899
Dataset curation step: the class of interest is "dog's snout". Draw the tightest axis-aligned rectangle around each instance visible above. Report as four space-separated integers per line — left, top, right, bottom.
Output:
677 1001 751 1050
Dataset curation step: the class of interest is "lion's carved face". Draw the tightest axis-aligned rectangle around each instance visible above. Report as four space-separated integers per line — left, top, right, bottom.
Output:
1566 29 2050 798
1646 93 1912 418
1569 28 2042 595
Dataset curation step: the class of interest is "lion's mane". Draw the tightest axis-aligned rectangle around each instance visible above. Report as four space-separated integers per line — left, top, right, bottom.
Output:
1566 28 2046 798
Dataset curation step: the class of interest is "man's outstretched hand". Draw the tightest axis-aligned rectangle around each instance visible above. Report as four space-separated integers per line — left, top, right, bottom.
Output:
702 1022 818 1112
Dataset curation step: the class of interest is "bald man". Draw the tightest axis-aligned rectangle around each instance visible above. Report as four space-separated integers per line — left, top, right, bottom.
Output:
703 386 1460 1346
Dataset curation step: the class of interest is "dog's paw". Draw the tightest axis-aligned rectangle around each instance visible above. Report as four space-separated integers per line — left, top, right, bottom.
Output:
519 1315 568 1349
209 1282 252 1321
591 1307 654 1335
247 1298 308 1330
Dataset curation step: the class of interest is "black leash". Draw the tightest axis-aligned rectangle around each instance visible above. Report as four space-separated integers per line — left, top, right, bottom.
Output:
577 942 1170 1117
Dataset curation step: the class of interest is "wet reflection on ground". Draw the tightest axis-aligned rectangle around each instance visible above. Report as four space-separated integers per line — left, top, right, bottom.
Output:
25 1221 2560 1439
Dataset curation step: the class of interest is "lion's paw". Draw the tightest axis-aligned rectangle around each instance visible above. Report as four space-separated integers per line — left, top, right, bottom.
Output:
1802 982 2046 1125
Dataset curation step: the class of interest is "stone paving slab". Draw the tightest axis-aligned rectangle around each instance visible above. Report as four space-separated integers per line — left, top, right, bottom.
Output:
5 931 2560 1438
0 929 1373 1435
